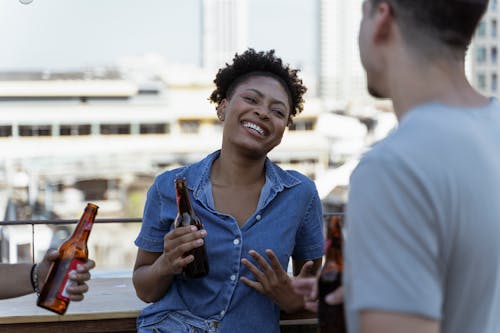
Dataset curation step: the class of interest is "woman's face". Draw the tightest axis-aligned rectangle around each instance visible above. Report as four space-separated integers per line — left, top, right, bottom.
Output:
219 75 291 159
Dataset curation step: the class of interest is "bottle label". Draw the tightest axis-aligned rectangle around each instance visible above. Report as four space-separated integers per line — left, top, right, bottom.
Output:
56 258 85 302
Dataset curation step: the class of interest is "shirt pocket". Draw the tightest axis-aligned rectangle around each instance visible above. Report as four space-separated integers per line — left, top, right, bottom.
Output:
137 311 191 333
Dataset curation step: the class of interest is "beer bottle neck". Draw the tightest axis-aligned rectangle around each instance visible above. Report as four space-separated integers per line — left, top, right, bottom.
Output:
324 240 343 273
71 204 98 242
324 216 343 272
175 180 195 216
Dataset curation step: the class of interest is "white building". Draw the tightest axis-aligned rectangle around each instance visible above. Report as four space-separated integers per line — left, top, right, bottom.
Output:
470 0 500 96
0 69 337 216
201 0 249 70
318 0 371 105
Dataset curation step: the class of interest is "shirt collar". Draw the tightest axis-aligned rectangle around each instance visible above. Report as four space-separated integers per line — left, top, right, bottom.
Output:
175 150 302 199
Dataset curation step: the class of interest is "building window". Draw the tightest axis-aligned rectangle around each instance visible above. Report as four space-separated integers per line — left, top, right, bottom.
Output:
492 0 497 11
492 46 498 64
60 124 91 136
19 125 52 137
477 20 486 37
139 123 170 134
100 124 131 135
477 73 487 90
0 125 12 137
179 120 200 134
289 119 315 131
477 47 487 63
492 73 498 92
492 19 497 37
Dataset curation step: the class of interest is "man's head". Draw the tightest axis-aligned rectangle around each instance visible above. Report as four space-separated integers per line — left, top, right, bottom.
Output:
370 0 488 55
359 0 489 98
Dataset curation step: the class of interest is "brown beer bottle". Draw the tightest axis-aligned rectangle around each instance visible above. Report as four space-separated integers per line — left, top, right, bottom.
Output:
37 203 99 315
174 177 209 278
317 214 346 333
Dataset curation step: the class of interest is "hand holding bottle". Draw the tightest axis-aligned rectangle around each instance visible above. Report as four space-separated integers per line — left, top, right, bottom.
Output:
291 277 344 312
159 225 207 276
173 178 209 278
38 250 96 301
37 203 98 315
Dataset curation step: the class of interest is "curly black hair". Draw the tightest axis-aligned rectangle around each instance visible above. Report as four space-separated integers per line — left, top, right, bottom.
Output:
208 48 307 126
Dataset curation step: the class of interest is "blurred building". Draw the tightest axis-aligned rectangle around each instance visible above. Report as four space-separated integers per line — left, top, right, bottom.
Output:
0 67 340 218
201 0 249 70
470 0 499 96
318 0 372 105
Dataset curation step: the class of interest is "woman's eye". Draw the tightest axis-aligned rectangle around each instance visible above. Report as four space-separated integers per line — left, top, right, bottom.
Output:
273 109 285 117
244 96 257 103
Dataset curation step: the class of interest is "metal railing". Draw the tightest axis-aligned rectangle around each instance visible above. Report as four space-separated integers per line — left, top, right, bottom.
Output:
0 218 142 263
0 213 344 263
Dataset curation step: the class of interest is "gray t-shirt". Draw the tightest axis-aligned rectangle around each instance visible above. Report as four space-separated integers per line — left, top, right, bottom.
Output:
344 99 500 333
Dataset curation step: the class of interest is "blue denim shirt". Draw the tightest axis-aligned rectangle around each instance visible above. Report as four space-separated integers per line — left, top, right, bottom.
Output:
135 150 325 333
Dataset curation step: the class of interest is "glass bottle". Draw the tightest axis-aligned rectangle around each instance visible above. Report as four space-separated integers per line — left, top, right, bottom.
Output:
37 203 99 315
317 214 346 333
174 177 209 278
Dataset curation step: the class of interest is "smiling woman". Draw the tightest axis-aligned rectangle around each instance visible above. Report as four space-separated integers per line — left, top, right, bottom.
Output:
132 48 325 333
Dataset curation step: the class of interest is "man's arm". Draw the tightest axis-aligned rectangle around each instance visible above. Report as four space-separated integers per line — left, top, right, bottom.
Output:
0 263 33 299
0 250 95 300
360 310 439 333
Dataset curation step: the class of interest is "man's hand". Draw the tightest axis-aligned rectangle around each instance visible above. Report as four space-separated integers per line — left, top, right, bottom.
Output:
291 276 344 312
39 249 96 301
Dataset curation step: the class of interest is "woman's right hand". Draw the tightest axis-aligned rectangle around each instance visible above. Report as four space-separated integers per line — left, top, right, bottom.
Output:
133 225 207 303
158 225 207 275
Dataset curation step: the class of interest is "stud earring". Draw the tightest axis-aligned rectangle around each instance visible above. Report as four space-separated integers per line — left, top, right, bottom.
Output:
217 109 225 121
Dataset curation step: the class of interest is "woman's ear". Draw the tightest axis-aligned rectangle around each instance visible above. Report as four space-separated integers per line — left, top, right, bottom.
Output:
217 100 227 121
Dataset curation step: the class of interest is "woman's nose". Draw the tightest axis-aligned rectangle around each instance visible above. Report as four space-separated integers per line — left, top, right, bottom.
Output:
254 106 270 119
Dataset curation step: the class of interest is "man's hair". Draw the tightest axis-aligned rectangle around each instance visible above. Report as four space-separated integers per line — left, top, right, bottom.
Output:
371 0 489 57
208 48 307 126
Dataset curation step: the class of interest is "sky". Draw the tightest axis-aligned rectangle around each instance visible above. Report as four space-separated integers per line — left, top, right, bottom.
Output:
0 0 317 74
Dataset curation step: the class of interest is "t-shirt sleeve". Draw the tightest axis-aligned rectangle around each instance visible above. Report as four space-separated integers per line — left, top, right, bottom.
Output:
293 184 325 261
344 153 443 325
134 179 170 253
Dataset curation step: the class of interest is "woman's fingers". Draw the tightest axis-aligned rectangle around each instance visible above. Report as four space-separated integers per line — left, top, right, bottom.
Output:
164 226 207 253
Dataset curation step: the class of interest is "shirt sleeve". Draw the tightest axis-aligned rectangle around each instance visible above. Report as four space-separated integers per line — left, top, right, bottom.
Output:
134 179 170 253
292 184 325 261
344 152 443 324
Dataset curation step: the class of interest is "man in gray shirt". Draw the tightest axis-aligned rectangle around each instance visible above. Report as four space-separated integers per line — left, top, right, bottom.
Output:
293 0 500 332
346 0 499 332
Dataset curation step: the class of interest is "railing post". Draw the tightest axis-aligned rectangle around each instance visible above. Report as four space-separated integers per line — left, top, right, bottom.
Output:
31 223 35 263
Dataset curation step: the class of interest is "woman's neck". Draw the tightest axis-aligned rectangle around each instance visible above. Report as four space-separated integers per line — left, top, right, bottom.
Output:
211 152 266 187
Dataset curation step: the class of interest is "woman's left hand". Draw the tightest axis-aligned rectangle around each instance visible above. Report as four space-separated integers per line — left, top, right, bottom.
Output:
240 249 314 313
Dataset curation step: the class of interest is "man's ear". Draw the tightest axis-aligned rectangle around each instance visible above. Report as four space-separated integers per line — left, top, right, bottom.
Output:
217 100 227 121
373 2 394 44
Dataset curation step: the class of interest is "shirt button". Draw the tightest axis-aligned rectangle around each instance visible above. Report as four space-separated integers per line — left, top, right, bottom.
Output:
230 274 236 281
256 214 262 221
233 238 240 245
